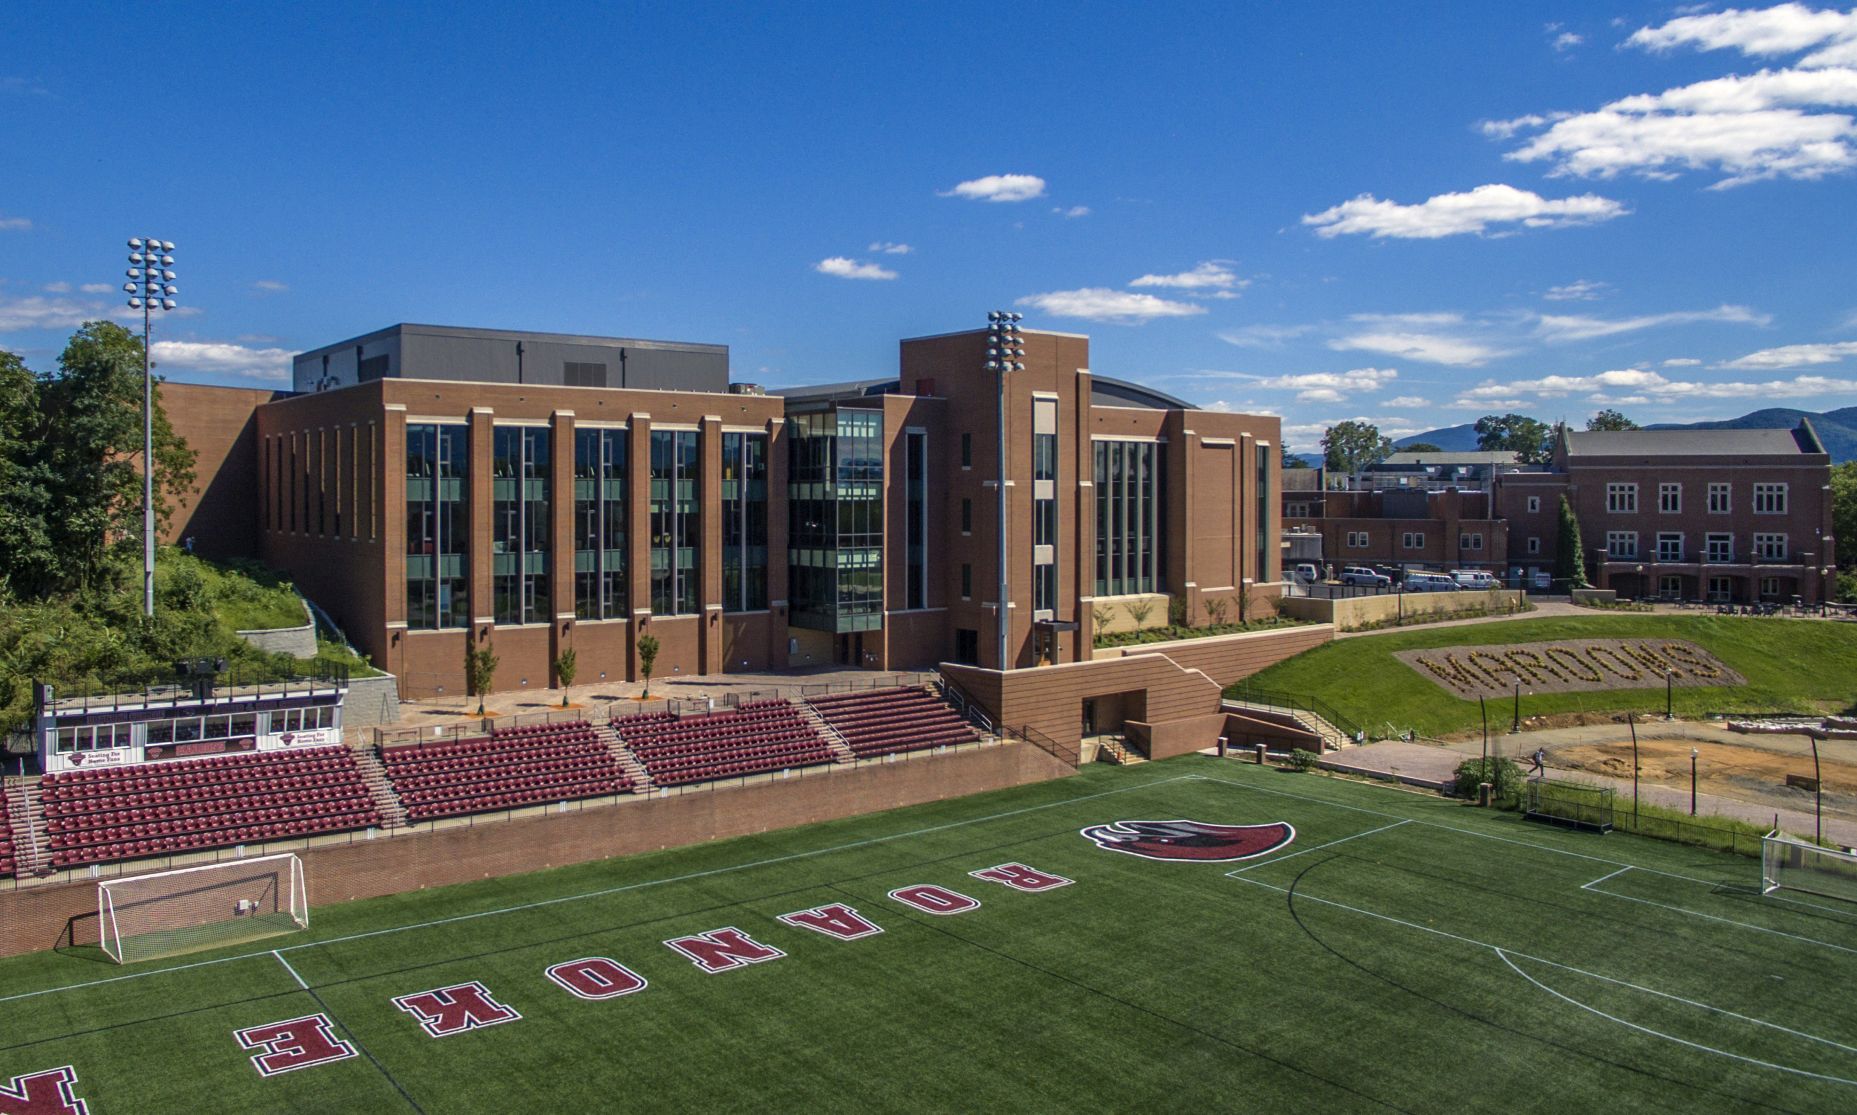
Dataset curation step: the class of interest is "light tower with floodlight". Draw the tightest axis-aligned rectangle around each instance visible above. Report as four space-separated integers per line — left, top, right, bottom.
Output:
124 237 178 618
986 311 1025 669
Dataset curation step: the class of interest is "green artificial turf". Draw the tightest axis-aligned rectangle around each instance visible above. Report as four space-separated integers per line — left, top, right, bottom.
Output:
1235 614 1857 739
2 758 1855 1113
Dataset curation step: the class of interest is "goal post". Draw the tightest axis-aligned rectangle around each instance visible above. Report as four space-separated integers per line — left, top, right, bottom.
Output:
1762 831 1857 906
98 853 308 965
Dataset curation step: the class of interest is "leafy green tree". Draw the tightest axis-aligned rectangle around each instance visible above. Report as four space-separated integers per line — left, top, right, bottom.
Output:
1321 420 1392 475
0 349 54 598
1399 442 1444 454
1279 445 1311 469
1474 413 1556 464
466 639 500 716
1555 494 1591 589
1832 462 1856 603
554 645 578 707
636 632 661 698
1585 408 1639 432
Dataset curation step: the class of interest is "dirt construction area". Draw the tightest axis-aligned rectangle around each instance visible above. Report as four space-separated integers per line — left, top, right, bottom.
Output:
1551 732 1857 825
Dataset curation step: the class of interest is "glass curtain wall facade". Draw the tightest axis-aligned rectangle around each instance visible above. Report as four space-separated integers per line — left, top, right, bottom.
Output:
573 427 627 620
1093 439 1165 597
650 429 699 615
405 424 469 629
491 427 551 625
788 409 883 633
721 432 769 612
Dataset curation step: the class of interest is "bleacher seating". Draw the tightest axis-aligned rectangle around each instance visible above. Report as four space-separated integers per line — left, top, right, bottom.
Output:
616 700 834 787
0 788 16 878
39 747 380 869
383 720 630 822
807 687 981 759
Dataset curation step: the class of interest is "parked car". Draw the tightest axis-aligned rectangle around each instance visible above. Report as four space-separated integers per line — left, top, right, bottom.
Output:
1403 571 1460 592
1451 569 1497 590
1292 562 1322 585
1340 566 1391 589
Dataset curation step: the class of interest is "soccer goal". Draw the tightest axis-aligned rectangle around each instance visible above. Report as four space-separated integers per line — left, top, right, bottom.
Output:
1762 831 1857 906
98 853 308 965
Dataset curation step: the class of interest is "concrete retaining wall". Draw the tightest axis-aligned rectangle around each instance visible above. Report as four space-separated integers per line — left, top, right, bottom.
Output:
1278 590 1526 632
235 605 317 658
342 674 402 731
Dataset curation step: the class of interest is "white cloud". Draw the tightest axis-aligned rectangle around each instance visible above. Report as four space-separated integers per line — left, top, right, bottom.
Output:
0 295 100 331
42 281 70 293
1545 279 1609 301
79 283 112 294
867 241 912 254
1452 366 1857 404
1721 339 1857 368
814 256 898 281
1237 367 1400 404
1015 288 1205 324
1216 324 1314 349
1533 304 1769 342
938 173 1047 202
1554 31 1584 51
1627 4 1857 68
1129 261 1246 290
149 340 293 382
0 215 29 231
1302 183 1628 238
1663 357 1704 366
251 279 289 293
1382 395 1432 407
1347 311 1465 326
1053 205 1091 218
1328 331 1505 366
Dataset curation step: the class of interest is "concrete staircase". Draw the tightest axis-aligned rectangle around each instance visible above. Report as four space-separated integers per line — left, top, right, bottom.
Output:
1222 698 1352 752
5 778 51 876
597 722 655 791
1097 737 1145 766
350 748 409 829
794 700 857 764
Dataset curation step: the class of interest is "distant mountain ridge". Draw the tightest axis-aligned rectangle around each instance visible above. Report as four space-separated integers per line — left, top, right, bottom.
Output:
1392 409 1855 464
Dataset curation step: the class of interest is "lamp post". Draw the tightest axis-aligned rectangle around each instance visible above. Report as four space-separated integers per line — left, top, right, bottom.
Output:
124 237 178 618
1690 747 1698 816
987 311 1024 671
1664 669 1674 721
1510 679 1521 733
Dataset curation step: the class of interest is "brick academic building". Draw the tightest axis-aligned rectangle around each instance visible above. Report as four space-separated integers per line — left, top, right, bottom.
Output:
159 323 1284 701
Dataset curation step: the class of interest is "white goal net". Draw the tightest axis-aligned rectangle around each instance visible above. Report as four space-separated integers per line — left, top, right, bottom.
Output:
1761 831 1857 906
98 853 308 965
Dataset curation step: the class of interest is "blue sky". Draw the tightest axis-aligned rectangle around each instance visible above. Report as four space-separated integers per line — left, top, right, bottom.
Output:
4 2 1856 450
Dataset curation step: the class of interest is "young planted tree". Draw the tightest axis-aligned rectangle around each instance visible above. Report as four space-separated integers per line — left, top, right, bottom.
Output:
636 633 661 698
466 639 499 716
554 645 578 707
1204 595 1230 626
1125 597 1154 632
1555 494 1591 589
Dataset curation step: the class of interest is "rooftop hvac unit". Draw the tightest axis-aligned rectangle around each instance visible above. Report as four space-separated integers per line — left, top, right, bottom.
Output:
728 383 765 396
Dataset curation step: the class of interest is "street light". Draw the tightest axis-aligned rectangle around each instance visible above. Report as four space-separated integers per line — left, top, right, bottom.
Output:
987 310 1025 671
1664 669 1675 721
1690 747 1698 816
124 237 178 618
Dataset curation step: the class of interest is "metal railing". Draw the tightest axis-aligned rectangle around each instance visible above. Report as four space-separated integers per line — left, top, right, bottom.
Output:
42 659 352 716
1224 682 1364 745
1006 723 1081 768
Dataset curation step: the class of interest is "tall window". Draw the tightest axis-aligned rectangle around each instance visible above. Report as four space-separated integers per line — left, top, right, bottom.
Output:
1032 398 1058 619
1708 483 1731 514
903 430 927 610
1656 532 1683 561
1658 483 1681 513
491 427 550 625
786 409 882 633
405 424 469 629
573 428 627 620
1255 443 1270 581
1706 533 1734 563
1607 483 1637 513
1094 440 1164 596
722 432 769 612
1606 531 1638 559
1753 483 1788 514
1754 532 1787 561
651 429 700 615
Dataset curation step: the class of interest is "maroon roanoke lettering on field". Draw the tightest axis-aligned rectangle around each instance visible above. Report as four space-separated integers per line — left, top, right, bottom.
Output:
0 1066 88 1115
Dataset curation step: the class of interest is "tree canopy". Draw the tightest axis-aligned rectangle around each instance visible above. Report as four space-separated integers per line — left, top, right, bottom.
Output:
1585 408 1639 432
1399 442 1444 454
1321 420 1392 475
1474 413 1556 465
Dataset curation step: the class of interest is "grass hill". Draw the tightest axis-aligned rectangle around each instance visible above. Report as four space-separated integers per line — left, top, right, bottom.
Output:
1235 614 1857 738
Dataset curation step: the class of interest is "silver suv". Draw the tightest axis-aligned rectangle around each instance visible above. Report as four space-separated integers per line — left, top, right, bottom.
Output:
1340 566 1391 588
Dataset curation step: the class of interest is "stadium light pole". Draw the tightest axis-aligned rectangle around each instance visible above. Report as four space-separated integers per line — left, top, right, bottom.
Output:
124 237 178 618
987 311 1025 671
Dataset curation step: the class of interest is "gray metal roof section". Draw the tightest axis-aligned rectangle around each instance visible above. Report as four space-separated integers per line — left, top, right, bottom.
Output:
297 322 727 357
1090 375 1194 410
1380 450 1518 468
771 373 1195 411
1566 426 1815 457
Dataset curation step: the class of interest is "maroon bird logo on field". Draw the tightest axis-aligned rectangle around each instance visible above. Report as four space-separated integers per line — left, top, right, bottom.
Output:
1079 819 1295 863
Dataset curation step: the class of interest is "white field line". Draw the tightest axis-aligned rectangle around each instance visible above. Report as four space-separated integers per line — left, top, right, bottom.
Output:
1228 872 1857 1065
1225 820 1412 877
1580 871 1857 957
272 950 309 991
1191 774 1720 887
1495 950 1857 1088
0 774 1202 1007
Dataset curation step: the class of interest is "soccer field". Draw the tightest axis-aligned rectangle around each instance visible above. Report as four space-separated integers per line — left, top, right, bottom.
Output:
3 757 1855 1113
